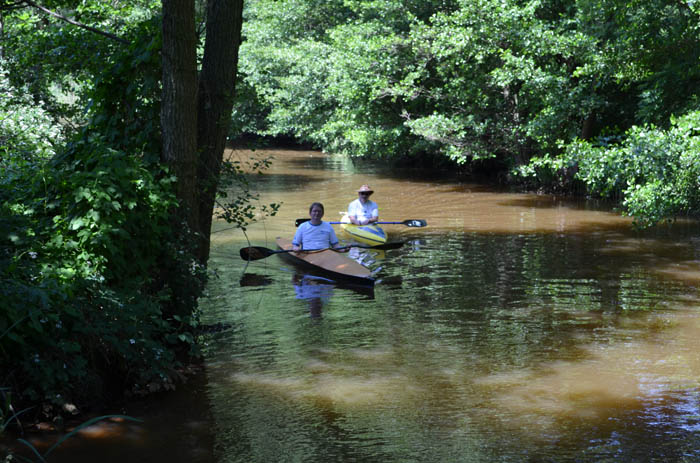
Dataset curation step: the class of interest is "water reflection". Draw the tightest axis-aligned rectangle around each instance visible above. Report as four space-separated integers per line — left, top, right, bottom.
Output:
239 272 273 287
199 149 700 462
291 274 335 318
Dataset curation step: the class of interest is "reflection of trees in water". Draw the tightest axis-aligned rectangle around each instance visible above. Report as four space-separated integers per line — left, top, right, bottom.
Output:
395 231 699 366
307 297 323 318
239 273 273 287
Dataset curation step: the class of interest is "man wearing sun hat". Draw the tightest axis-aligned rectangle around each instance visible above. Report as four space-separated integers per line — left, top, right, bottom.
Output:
347 184 379 226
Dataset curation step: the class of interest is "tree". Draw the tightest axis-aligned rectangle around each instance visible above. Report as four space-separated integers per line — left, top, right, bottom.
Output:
0 0 247 422
160 0 244 264
237 0 699 175
161 0 198 235
195 0 244 263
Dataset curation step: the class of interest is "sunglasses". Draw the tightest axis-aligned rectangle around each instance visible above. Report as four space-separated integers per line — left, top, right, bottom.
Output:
359 192 371 196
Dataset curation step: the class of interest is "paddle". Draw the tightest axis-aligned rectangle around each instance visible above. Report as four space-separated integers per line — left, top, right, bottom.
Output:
295 218 427 227
240 242 404 261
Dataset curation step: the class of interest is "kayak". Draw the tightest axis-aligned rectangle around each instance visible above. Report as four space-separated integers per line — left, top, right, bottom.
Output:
339 214 387 246
275 237 375 287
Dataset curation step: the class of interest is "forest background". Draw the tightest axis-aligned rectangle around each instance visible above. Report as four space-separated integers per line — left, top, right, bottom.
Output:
1 0 699 433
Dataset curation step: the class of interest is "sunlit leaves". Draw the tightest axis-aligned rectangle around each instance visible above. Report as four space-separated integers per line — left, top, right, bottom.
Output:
216 153 280 231
238 0 440 159
0 65 65 163
557 111 700 226
239 0 700 178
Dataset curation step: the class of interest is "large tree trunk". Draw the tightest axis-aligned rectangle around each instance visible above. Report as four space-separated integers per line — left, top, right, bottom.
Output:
161 0 198 232
195 0 244 264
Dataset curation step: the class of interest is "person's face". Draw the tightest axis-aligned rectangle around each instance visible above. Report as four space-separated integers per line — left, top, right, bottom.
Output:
358 191 371 203
310 205 324 222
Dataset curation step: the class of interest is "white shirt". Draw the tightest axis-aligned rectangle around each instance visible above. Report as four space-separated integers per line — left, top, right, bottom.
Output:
292 221 339 250
348 199 378 223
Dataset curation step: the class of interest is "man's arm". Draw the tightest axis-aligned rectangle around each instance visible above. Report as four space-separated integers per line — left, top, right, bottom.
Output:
292 224 304 250
347 200 361 224
363 203 379 225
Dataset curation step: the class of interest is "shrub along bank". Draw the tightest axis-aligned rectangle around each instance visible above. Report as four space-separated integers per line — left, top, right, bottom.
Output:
1 135 204 428
0 15 204 429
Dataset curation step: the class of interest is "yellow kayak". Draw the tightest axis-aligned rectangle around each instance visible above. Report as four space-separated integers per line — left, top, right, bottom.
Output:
339 214 387 246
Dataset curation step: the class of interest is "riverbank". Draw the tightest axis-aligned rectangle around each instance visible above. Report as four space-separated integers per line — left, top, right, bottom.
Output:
2 363 214 463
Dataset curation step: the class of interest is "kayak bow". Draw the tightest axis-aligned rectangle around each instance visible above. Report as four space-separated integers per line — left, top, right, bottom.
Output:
275 237 375 287
339 214 387 246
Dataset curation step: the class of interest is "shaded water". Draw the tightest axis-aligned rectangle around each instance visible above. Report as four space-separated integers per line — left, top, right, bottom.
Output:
203 149 700 462
6 148 700 462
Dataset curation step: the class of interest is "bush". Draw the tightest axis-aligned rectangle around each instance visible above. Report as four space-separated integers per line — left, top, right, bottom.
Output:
1 135 201 423
0 8 204 431
515 111 700 226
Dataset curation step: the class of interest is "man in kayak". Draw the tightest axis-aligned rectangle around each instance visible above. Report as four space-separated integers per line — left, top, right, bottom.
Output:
348 184 379 226
292 202 341 251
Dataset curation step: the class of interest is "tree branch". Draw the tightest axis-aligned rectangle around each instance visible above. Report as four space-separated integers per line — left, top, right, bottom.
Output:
22 0 129 44
0 1 27 11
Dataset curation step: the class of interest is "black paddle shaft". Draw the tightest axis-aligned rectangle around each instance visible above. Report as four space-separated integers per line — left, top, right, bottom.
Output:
240 241 404 261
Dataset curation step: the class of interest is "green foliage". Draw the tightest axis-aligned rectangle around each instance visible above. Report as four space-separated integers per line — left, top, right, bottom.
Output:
575 0 700 126
85 15 163 160
1 0 160 129
1 3 273 430
517 111 700 226
237 0 700 172
511 153 580 193
216 152 281 232
42 140 177 284
0 65 65 163
0 7 203 427
0 131 199 417
238 0 434 159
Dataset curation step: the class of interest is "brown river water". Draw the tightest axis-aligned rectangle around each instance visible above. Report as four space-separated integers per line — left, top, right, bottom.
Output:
5 148 700 462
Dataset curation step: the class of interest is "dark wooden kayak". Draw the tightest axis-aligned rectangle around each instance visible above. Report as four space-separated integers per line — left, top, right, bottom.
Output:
275 237 375 287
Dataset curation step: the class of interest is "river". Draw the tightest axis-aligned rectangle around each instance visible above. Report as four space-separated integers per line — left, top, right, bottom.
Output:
7 148 700 462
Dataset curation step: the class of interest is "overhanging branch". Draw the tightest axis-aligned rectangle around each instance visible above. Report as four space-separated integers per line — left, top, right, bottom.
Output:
0 1 27 11
21 0 129 44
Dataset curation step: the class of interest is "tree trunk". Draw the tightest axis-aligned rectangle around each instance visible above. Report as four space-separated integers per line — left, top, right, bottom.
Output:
195 0 244 264
161 0 199 232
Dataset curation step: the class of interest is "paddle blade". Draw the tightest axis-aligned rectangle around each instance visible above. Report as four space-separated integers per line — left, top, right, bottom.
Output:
240 246 274 261
403 219 427 227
